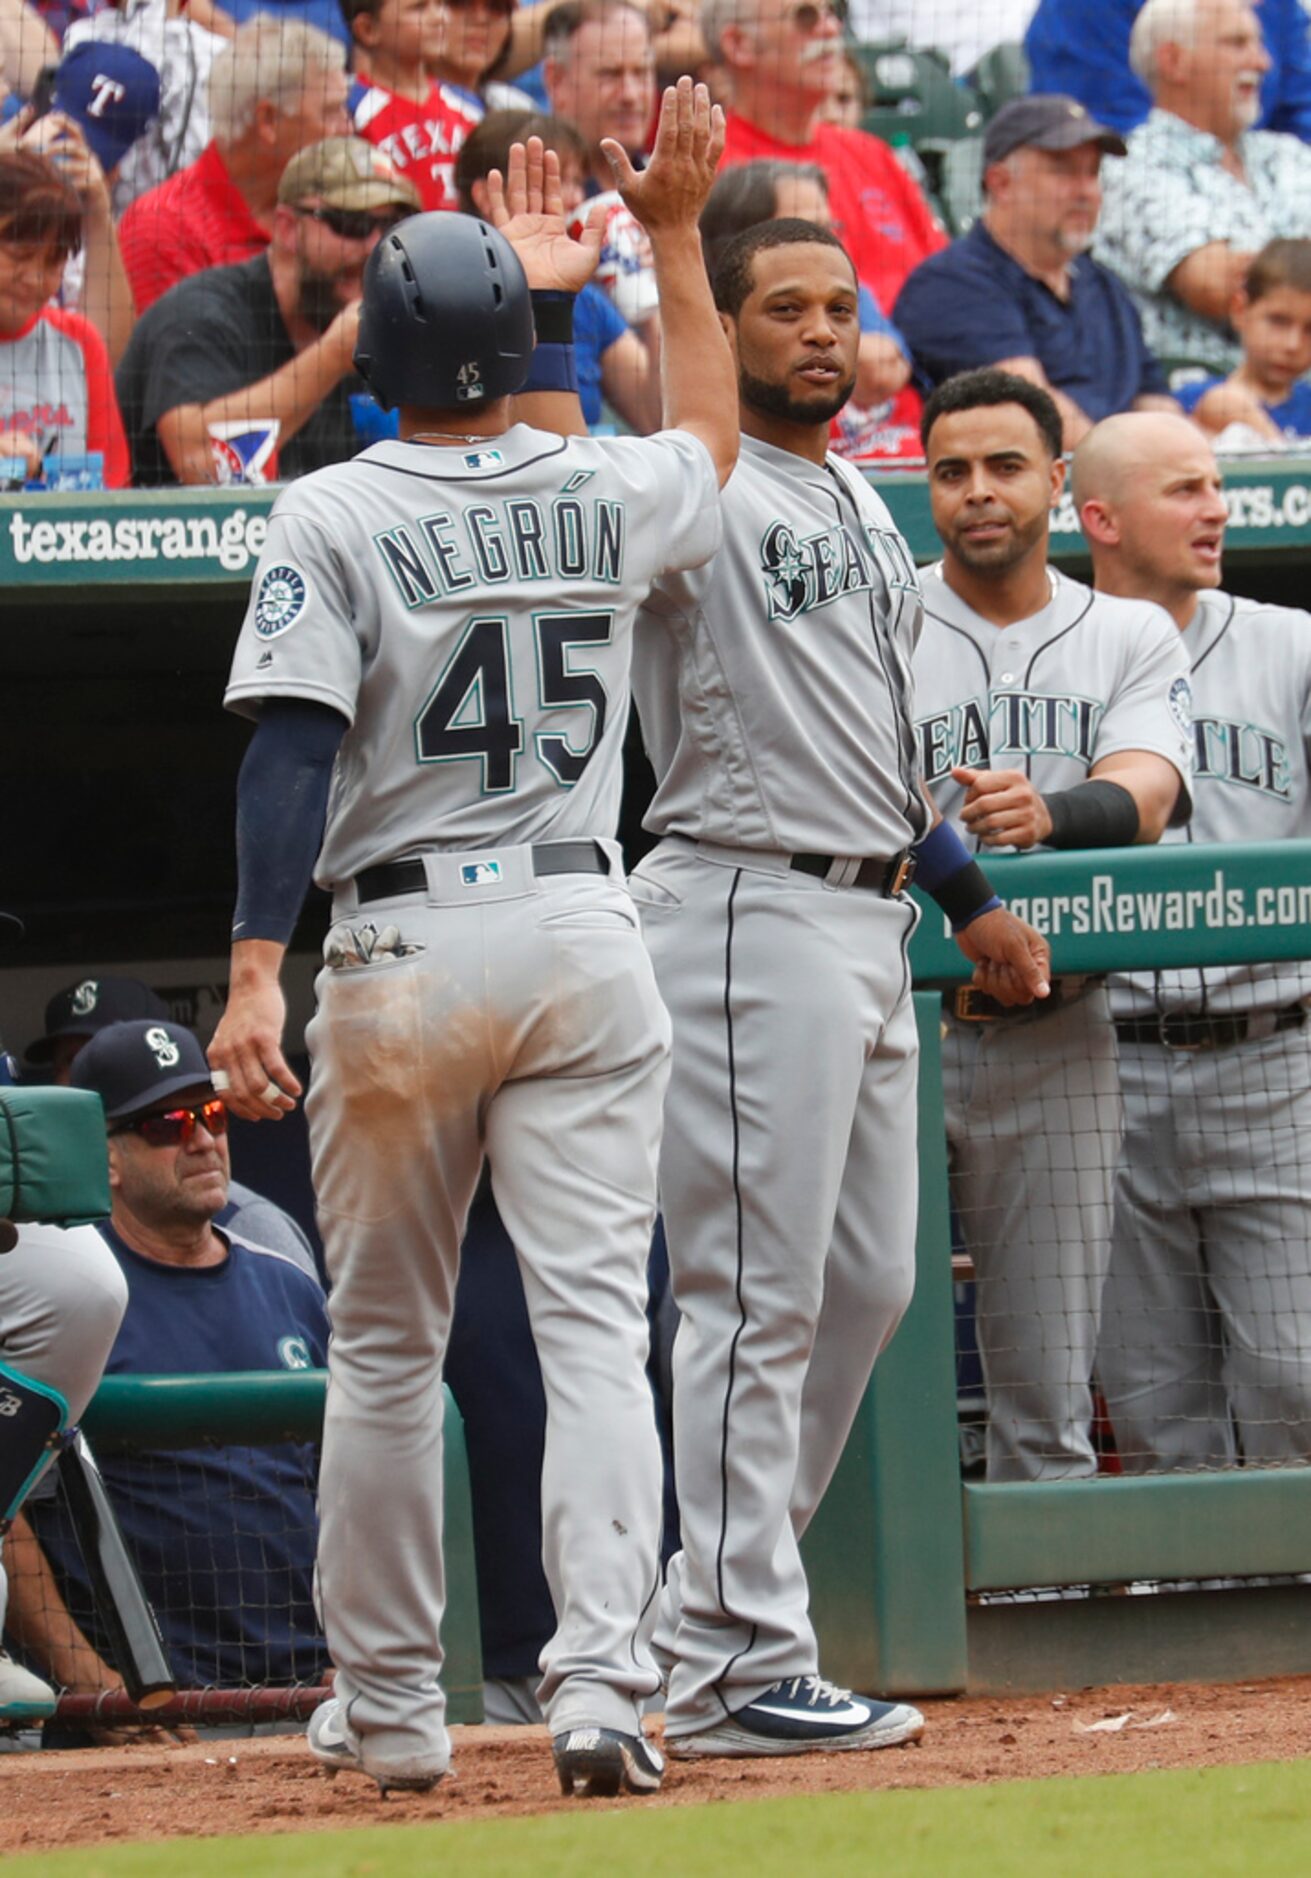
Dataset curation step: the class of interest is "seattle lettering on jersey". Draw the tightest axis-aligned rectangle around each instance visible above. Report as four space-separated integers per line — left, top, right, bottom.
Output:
759 516 918 622
1194 716 1292 799
917 690 1104 783
373 495 626 605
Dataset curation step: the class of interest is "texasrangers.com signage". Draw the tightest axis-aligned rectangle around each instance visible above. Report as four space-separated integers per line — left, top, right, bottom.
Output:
910 841 1311 982
0 490 275 585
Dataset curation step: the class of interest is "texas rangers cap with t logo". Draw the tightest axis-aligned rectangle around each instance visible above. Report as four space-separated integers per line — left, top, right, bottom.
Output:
52 43 162 177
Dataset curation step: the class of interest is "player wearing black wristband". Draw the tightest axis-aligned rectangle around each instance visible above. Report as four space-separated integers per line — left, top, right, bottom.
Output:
912 369 1193 1483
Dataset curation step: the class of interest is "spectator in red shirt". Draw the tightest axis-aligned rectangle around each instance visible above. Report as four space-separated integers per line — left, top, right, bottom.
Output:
704 0 947 310
0 149 129 487
344 0 484 210
117 19 351 312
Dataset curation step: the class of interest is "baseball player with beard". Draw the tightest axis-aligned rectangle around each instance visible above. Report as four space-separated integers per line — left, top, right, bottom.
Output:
611 221 1050 1758
912 369 1193 1484
208 84 738 1799
1075 410 1311 1470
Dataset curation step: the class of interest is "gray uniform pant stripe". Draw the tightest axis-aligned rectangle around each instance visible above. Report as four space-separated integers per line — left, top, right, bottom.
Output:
631 843 918 1732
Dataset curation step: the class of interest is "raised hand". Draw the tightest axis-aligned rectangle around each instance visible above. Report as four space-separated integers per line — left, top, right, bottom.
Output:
601 75 725 233
485 137 604 293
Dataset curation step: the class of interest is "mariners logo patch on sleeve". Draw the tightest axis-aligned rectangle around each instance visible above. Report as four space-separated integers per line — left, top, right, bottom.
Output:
254 564 310 638
1168 674 1193 735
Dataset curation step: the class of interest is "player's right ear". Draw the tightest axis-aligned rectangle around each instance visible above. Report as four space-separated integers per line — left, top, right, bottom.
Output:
1078 498 1119 548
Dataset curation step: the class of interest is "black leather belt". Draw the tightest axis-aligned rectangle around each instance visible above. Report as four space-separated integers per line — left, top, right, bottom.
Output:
947 980 1074 1024
1115 1004 1307 1052
356 841 610 904
790 849 917 896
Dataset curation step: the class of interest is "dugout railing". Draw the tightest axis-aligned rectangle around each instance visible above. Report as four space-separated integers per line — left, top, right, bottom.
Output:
68 1374 487 1727
804 839 1311 1698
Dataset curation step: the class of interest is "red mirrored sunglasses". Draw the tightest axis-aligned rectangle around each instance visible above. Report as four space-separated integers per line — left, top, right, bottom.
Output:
111 1098 229 1148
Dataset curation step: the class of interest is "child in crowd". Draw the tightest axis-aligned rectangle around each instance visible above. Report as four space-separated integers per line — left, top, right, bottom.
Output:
455 109 659 433
344 0 483 210
0 148 128 486
1178 240 1311 446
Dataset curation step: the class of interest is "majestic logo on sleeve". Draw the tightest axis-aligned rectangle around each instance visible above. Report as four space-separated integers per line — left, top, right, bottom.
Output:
253 564 309 638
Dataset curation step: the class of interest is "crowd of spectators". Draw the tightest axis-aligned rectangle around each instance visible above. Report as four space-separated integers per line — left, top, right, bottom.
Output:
4 0 1308 485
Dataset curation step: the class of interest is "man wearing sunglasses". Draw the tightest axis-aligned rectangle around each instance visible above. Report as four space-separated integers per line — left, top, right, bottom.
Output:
706 0 946 315
13 1018 331 1707
114 136 421 486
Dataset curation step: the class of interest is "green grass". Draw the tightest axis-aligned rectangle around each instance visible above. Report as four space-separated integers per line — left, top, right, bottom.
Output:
11 1760 1311 1878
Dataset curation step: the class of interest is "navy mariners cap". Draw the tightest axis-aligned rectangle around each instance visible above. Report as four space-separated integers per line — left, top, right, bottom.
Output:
52 42 162 177
70 1019 213 1120
26 975 168 1066
983 94 1128 169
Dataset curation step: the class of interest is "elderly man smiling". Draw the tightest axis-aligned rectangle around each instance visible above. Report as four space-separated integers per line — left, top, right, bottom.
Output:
1095 0 1311 368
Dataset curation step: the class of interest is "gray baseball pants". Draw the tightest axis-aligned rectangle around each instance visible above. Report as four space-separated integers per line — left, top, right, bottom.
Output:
1099 1020 1311 1470
306 846 669 1783
629 840 919 1737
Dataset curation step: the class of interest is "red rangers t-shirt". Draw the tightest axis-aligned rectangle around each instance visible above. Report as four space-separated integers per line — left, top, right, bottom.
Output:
720 110 947 312
350 78 482 212
1 305 130 487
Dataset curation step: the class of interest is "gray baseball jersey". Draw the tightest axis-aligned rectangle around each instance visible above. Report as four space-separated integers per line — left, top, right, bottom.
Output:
227 426 720 887
914 566 1194 840
1101 591 1311 1472
224 424 719 1781
629 435 926 1740
913 565 1191 1482
634 433 928 856
1111 588 1311 1017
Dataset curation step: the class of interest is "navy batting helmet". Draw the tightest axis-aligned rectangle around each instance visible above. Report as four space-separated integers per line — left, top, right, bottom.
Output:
354 212 534 411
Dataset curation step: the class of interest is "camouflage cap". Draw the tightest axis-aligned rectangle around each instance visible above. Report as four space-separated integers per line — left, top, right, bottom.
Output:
278 137 422 213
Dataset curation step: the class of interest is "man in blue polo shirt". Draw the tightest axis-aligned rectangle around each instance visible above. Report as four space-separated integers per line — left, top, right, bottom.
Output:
18 1019 329 1698
893 95 1177 449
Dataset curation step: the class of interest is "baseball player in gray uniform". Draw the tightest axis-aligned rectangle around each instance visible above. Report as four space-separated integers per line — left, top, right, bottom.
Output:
208 88 739 1799
616 227 1050 1757
1075 411 1311 1469
913 370 1193 1483
0 1012 128 1723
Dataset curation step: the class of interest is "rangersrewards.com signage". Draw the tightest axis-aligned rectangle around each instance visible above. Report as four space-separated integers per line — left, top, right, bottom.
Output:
910 842 1311 982
0 490 274 585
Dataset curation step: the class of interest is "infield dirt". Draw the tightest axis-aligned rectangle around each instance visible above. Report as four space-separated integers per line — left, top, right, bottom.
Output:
3 1676 1310 1856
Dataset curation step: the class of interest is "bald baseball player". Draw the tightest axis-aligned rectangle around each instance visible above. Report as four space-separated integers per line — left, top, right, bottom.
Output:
534 217 1051 1756
914 368 1193 1482
1075 410 1311 1470
207 85 739 1800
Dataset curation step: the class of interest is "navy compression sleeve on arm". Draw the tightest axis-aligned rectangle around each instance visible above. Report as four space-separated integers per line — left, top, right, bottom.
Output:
232 699 347 945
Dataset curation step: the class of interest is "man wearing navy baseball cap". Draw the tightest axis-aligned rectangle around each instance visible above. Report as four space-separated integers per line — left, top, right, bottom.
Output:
893 92 1179 448
26 977 169 1085
11 1018 333 1697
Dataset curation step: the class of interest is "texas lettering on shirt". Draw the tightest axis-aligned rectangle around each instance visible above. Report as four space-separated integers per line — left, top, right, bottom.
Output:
351 79 481 212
